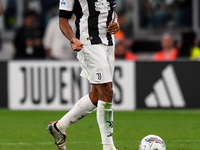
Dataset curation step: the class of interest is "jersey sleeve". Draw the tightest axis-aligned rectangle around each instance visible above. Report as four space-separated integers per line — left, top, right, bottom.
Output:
112 0 116 7
59 0 74 19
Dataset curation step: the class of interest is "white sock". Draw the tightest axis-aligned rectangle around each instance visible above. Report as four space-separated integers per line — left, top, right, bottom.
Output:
103 144 117 150
57 94 96 133
97 100 116 150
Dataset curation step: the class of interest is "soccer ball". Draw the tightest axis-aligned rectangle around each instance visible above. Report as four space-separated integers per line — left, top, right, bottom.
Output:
139 134 166 150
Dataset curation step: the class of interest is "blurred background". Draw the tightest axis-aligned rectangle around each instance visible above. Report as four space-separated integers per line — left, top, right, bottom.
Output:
1 0 200 111
0 0 200 61
0 2 200 149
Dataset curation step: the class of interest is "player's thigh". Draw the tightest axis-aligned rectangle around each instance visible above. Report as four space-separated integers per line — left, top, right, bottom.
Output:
92 82 113 102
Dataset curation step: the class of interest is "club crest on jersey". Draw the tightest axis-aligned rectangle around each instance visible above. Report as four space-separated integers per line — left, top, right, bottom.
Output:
95 1 110 11
61 0 66 5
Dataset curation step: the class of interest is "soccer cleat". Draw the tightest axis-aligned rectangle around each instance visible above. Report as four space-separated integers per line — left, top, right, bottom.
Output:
47 121 67 150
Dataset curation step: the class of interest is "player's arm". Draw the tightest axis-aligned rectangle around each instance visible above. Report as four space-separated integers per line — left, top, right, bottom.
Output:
107 1 119 35
59 18 75 43
59 0 83 51
59 17 83 51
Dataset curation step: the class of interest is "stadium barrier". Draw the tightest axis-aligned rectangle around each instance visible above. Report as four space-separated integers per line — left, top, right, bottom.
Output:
0 62 8 108
8 61 135 110
136 62 200 109
0 61 200 110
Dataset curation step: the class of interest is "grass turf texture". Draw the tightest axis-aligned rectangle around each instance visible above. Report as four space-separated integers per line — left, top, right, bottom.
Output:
0 109 199 150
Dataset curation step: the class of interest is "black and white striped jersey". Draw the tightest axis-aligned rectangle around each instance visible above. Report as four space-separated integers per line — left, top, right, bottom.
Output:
59 0 116 46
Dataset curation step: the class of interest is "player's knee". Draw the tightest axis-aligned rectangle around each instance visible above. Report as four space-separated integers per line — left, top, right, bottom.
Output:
99 83 113 103
106 88 113 103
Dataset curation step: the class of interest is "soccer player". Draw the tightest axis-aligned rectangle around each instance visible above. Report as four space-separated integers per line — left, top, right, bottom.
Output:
47 0 119 150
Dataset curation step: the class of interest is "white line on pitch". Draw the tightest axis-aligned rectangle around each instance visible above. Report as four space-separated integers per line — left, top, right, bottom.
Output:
0 141 94 145
0 140 200 145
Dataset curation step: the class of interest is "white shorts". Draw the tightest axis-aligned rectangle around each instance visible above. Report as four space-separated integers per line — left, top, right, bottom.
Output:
77 44 115 84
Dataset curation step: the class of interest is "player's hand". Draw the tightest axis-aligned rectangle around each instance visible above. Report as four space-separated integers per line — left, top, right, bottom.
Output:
70 37 83 51
107 21 119 34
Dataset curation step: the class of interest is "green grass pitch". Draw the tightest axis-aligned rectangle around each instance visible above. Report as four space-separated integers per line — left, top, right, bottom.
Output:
0 109 200 150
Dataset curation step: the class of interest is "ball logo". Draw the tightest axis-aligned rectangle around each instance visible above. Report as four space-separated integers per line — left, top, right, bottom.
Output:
145 137 166 148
